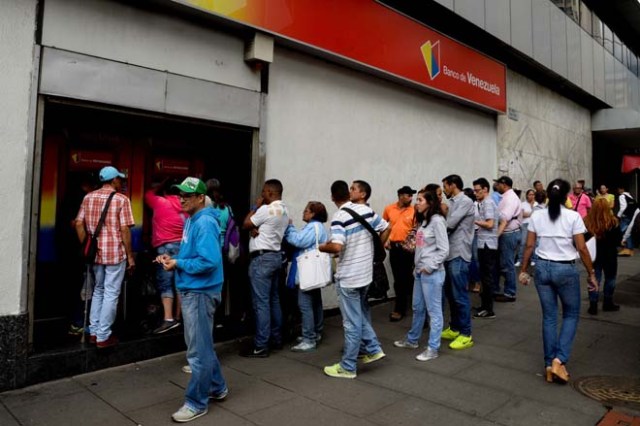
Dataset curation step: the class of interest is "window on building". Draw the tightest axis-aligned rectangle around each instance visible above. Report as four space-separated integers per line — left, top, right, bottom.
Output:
592 14 603 45
552 0 580 23
631 54 639 77
613 34 623 62
580 3 592 34
603 24 614 54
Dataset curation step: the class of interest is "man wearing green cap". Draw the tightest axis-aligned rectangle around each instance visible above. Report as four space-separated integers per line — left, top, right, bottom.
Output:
156 177 227 423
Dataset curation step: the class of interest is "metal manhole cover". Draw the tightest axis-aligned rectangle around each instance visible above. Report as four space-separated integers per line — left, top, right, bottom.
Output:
573 376 640 410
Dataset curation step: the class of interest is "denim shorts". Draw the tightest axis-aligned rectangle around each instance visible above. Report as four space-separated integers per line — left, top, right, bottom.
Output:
156 242 181 298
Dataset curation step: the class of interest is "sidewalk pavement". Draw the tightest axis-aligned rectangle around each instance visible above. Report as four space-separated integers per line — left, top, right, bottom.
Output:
2 257 640 426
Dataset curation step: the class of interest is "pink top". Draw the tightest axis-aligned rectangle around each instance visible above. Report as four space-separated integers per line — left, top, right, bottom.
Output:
144 190 185 248
498 189 522 232
568 193 592 218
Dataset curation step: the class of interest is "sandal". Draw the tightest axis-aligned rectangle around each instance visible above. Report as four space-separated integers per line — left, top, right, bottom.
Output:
389 312 403 322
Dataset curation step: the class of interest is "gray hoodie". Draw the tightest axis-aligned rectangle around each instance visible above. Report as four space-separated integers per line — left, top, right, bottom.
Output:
414 214 449 274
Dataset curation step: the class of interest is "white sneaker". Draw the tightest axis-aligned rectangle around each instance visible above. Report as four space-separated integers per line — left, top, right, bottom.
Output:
171 405 207 422
416 348 439 361
181 365 192 374
393 339 419 349
291 341 316 352
530 261 536 266
514 261 522 267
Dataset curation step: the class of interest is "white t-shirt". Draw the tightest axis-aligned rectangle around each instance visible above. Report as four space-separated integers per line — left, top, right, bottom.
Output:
249 200 289 252
528 207 586 261
330 202 388 288
521 201 537 225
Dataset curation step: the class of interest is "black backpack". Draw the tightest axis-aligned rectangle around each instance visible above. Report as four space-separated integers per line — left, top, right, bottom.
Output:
623 195 638 218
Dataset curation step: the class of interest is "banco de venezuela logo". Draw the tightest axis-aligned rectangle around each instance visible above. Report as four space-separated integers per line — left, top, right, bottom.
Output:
420 40 441 80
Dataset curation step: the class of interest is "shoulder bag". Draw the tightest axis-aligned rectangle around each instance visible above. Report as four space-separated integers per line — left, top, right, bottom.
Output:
296 223 332 291
342 207 389 299
81 191 116 265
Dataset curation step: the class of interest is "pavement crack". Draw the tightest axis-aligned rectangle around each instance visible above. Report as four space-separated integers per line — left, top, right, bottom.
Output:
72 378 140 425
0 398 24 426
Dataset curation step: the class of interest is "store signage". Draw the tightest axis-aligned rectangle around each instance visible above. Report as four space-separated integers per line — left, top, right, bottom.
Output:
69 150 113 170
154 158 191 174
177 0 507 112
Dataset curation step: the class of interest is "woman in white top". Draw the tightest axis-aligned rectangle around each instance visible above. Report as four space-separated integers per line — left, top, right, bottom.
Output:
393 189 449 362
517 189 537 266
519 179 597 384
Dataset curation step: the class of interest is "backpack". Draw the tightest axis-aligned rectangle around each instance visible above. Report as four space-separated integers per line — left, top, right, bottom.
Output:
623 194 638 218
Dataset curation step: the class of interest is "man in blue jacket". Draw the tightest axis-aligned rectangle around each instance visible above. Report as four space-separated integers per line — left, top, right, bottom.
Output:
156 177 227 423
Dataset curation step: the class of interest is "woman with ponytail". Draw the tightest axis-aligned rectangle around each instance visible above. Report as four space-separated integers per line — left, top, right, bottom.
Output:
519 179 598 384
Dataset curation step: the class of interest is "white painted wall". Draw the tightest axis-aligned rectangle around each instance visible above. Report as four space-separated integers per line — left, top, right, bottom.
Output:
266 48 497 307
0 0 38 316
497 70 592 191
267 48 497 222
42 0 260 92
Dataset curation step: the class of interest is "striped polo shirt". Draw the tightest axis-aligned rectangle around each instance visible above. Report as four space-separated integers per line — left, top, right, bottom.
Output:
330 202 389 288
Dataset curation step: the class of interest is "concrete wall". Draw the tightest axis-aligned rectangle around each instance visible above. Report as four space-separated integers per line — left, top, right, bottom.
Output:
497 70 592 191
0 0 38 316
41 0 260 92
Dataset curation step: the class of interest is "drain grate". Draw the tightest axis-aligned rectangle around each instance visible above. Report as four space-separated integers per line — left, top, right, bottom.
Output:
573 376 640 410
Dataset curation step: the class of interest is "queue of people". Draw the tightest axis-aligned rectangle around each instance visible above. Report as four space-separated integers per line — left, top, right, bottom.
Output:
74 166 633 422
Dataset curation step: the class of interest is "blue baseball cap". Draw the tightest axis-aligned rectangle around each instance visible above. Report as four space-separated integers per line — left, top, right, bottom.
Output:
99 166 126 182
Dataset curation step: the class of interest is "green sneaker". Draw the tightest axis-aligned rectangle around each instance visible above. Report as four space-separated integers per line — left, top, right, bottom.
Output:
441 327 460 341
323 363 356 379
358 351 386 364
449 335 474 350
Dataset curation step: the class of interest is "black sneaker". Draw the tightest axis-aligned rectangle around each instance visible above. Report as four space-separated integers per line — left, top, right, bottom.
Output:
209 387 229 401
153 320 181 334
473 310 496 319
494 295 516 303
240 346 269 358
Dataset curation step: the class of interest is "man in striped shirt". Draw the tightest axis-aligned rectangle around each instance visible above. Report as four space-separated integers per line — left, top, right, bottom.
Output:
75 166 135 348
319 180 390 379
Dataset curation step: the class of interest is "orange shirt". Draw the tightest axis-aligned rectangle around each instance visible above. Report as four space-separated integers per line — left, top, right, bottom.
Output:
383 202 415 242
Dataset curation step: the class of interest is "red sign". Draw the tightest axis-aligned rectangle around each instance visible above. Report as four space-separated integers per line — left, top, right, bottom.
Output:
69 150 113 171
180 0 507 112
622 155 640 173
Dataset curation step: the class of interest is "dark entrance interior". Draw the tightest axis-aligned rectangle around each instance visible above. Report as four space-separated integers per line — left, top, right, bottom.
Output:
593 130 640 199
34 101 254 353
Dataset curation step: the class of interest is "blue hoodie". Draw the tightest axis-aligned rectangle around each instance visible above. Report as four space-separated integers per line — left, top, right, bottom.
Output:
175 206 223 293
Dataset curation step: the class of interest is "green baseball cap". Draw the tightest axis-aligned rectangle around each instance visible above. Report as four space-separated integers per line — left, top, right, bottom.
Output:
174 177 207 195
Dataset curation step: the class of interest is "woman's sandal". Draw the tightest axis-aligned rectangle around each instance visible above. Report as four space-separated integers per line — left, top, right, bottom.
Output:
389 312 403 322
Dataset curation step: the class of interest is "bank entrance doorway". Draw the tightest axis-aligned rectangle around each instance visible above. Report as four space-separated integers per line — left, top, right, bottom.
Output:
34 101 254 353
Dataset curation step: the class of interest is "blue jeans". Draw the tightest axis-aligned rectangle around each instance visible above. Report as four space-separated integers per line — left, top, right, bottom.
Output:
497 231 519 298
249 252 283 349
534 260 581 367
181 291 227 412
406 270 445 350
590 262 617 302
298 287 323 343
90 261 126 341
336 281 382 372
620 216 634 249
444 257 471 336
156 242 181 298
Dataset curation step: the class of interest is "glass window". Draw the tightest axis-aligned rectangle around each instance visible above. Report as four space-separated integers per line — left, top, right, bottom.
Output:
552 0 579 23
631 53 639 77
592 14 603 45
613 34 623 62
580 3 592 34
603 24 614 54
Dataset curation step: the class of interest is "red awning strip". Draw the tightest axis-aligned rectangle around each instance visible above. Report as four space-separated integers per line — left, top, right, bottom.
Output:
622 155 640 173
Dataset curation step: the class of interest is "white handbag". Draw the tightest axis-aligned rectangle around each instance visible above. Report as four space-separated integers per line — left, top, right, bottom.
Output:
296 223 332 291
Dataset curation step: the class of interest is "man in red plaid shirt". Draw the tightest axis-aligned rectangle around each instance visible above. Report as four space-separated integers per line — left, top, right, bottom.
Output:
75 166 135 348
